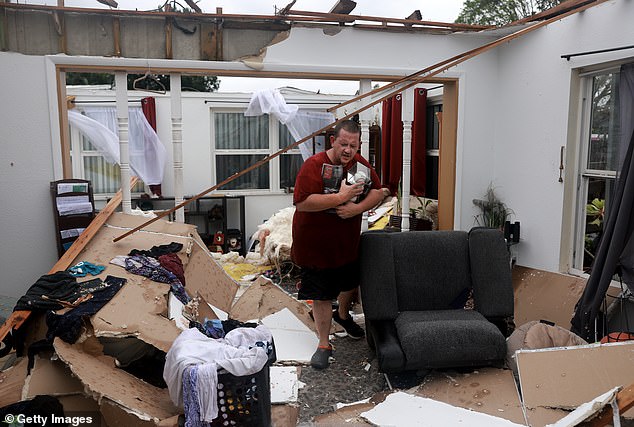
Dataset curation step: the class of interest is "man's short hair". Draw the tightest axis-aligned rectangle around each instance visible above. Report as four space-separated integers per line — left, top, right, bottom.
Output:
334 120 360 138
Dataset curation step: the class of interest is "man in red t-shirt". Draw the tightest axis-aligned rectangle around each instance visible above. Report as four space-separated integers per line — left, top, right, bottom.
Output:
291 120 386 369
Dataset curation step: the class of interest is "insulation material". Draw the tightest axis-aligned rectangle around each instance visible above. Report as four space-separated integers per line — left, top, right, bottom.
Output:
516 341 634 419
54 338 178 422
512 266 586 329
414 368 526 425
253 206 295 266
360 391 525 426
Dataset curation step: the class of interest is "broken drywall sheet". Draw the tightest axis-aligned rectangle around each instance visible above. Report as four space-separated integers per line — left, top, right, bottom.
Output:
0 357 28 408
313 401 376 426
516 341 634 418
271 404 300 427
90 274 180 353
184 237 238 313
360 391 526 426
512 266 586 329
24 356 84 398
545 386 620 427
54 338 178 422
260 307 318 363
78 214 194 275
414 368 526 425
100 398 157 427
230 276 315 332
270 366 301 403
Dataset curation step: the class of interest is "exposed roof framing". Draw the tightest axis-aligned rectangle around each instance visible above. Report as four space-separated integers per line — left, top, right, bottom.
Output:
0 2 490 32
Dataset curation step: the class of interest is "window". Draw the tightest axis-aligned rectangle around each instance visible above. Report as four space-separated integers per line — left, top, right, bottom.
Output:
574 71 621 272
69 119 145 198
425 103 442 199
211 110 311 192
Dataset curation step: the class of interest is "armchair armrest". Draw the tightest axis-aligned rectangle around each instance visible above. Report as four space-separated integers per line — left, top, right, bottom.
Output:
365 319 406 373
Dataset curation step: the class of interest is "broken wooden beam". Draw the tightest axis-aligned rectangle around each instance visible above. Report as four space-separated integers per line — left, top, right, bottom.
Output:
589 383 634 427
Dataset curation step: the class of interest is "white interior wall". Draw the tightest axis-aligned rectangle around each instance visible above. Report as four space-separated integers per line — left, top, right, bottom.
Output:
0 52 58 298
493 0 634 271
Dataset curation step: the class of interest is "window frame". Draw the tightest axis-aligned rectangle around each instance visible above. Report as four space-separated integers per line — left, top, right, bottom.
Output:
571 69 620 273
68 111 146 200
208 105 311 194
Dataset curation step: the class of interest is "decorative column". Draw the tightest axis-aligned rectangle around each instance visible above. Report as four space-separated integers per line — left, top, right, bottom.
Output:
400 87 415 232
359 79 372 232
170 73 185 223
115 71 132 214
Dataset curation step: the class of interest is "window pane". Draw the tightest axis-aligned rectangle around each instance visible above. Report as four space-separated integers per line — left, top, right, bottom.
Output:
280 154 303 189
425 156 439 199
215 113 268 149
216 155 269 190
426 105 442 150
587 74 620 171
582 176 615 271
83 157 144 194
279 123 295 149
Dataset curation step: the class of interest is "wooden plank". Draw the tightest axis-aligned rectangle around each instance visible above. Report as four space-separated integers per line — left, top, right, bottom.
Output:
0 177 137 345
590 384 634 426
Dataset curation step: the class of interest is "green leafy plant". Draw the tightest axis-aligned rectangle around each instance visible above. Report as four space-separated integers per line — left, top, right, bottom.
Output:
583 198 605 265
473 185 513 229
586 198 605 227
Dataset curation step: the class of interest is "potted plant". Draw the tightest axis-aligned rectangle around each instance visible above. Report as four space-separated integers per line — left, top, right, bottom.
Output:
473 185 513 229
388 181 433 231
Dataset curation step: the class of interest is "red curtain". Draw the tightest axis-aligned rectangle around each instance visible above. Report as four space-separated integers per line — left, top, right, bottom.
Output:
141 97 162 197
381 89 427 196
141 97 157 131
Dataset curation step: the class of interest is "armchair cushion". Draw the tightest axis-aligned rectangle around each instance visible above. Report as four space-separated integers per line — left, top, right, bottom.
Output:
395 310 507 370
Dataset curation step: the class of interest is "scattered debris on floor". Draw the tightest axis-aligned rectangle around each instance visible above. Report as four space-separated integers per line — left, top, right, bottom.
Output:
2 212 634 426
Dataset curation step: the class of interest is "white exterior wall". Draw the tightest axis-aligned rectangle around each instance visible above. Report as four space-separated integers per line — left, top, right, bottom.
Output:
1 0 633 298
0 52 58 298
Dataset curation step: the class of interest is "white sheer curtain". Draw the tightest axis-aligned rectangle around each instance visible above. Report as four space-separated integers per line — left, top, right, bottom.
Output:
68 106 167 185
245 89 335 159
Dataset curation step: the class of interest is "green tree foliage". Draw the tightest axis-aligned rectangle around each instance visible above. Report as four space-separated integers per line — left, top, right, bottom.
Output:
66 72 219 92
456 0 565 26
66 72 114 86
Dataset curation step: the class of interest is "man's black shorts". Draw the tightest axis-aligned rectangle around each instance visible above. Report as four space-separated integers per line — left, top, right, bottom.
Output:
297 261 359 301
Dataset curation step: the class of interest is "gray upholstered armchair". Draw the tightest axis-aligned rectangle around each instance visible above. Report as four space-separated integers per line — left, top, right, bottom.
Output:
359 228 514 373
